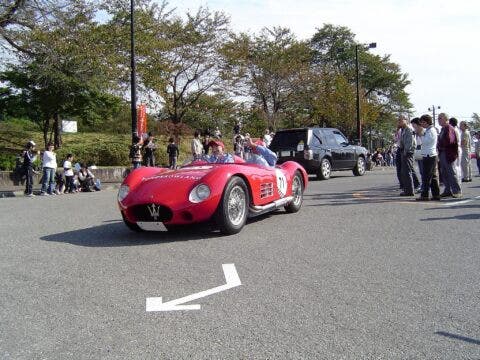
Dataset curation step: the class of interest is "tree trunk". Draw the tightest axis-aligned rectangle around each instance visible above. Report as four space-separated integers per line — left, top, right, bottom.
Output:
53 112 62 149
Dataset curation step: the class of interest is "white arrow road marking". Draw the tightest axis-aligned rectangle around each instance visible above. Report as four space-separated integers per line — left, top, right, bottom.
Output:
146 263 241 312
442 195 480 207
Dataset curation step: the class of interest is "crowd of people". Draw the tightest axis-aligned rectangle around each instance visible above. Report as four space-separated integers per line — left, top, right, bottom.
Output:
393 113 479 201
190 125 277 167
21 141 100 197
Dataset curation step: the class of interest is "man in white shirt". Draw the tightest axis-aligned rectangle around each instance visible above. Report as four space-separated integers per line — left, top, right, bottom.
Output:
40 142 57 195
416 114 440 201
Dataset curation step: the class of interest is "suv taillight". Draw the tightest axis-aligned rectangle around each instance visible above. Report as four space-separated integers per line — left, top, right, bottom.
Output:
304 149 313 160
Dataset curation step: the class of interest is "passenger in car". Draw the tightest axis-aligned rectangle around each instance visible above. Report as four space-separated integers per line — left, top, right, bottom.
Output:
245 136 278 167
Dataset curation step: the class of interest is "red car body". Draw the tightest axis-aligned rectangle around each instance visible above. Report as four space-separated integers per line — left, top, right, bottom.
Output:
118 157 308 234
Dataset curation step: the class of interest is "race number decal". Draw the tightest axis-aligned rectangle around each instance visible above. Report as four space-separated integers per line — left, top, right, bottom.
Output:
275 169 287 198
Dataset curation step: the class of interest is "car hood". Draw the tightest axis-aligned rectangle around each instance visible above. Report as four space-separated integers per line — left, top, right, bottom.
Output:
126 165 215 205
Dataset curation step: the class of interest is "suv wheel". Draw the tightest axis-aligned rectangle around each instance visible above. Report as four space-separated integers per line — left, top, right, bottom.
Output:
353 156 366 176
317 158 331 180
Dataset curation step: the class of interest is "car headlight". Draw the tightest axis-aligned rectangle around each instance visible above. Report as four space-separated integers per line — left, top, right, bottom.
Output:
118 184 130 202
189 184 211 203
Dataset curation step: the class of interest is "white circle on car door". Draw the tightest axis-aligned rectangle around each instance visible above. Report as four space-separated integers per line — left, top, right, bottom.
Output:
275 169 287 198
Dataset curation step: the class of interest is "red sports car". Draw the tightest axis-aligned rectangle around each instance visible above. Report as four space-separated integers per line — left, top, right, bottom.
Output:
118 156 308 234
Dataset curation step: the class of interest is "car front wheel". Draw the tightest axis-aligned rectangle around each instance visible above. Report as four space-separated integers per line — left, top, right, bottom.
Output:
353 156 366 176
215 176 249 234
317 158 331 180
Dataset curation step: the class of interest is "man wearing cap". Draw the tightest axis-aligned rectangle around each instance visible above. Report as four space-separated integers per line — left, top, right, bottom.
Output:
205 140 234 164
245 136 278 167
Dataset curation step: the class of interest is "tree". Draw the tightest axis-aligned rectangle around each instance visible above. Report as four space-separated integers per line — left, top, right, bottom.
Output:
310 24 411 139
1 1 121 148
222 27 312 130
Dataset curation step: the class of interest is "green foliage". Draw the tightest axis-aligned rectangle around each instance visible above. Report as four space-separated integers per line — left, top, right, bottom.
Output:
0 153 16 171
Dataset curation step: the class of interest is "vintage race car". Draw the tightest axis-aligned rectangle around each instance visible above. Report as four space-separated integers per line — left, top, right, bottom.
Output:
117 155 308 234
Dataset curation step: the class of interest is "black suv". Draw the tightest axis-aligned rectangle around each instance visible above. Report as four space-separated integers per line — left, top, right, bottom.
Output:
269 127 368 180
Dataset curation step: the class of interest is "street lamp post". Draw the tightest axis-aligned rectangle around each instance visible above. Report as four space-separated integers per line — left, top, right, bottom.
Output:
355 42 376 146
130 0 137 145
428 105 441 127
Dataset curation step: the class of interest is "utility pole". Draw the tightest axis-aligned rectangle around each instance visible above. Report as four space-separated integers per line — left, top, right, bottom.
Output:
130 0 137 145
428 105 441 127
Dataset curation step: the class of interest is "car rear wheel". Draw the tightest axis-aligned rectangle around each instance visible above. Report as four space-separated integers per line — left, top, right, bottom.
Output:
121 212 143 232
285 171 304 213
353 156 366 176
317 158 331 180
215 176 249 234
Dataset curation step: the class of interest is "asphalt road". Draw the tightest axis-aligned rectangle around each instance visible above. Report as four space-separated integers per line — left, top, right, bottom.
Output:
1 168 479 359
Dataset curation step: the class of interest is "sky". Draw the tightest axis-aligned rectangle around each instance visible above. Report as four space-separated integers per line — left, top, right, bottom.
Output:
171 0 480 121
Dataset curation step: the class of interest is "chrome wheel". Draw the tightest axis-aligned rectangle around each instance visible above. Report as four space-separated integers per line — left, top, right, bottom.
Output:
227 185 247 226
318 158 331 180
285 171 304 213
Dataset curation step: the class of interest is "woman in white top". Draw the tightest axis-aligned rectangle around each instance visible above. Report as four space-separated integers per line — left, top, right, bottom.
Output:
41 143 57 195
416 114 440 201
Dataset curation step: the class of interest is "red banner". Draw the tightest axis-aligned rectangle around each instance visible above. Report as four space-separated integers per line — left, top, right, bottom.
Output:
137 104 147 139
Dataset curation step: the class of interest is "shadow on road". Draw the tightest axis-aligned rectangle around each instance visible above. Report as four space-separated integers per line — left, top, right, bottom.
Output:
40 212 277 247
420 213 480 221
40 220 226 247
304 186 407 206
435 331 480 345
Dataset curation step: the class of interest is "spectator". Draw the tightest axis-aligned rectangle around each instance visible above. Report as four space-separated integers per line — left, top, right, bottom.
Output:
191 131 204 159
167 137 179 169
233 134 245 158
202 133 211 155
411 117 425 192
233 122 241 135
449 117 462 182
416 114 440 201
55 171 65 194
475 132 480 176
213 126 222 139
40 142 57 196
63 154 75 193
78 163 95 192
438 113 462 198
23 140 39 197
263 129 272 148
143 132 157 167
130 135 143 169
397 115 416 196
459 121 472 182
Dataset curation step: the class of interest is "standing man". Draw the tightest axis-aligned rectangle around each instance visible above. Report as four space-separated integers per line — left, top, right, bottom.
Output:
23 140 39 197
191 131 204 160
459 121 472 182
166 137 179 169
398 115 416 196
437 113 462 198
475 132 480 176
143 132 157 167
40 142 57 195
416 114 440 201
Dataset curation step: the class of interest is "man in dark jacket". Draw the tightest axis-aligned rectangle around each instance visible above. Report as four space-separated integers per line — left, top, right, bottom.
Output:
398 115 416 196
437 113 462 198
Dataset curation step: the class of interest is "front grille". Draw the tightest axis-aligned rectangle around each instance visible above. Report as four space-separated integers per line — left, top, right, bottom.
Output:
130 204 173 222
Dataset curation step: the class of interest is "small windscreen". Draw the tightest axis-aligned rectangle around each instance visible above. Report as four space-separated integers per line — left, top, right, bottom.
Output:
269 130 308 151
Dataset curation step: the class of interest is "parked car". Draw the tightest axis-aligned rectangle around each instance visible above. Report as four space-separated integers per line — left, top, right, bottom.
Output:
118 156 308 235
269 127 368 180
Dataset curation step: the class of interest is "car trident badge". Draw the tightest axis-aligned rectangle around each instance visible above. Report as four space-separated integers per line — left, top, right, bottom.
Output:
147 203 160 221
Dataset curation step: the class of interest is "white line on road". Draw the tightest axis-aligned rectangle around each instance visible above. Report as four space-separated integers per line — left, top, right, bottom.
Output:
146 264 241 312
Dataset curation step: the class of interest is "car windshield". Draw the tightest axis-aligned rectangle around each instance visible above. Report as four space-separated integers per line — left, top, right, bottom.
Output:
269 130 307 151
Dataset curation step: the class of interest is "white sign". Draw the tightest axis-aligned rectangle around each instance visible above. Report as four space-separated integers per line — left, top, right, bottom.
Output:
146 264 241 312
62 120 77 133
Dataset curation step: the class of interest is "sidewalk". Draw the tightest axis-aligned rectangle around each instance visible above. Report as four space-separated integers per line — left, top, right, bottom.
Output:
0 183 120 198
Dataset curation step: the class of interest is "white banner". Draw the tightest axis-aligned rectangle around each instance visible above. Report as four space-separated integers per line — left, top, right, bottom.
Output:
62 120 77 133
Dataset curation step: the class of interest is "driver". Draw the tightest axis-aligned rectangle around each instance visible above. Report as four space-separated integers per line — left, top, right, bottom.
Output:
245 136 278 167
205 140 234 164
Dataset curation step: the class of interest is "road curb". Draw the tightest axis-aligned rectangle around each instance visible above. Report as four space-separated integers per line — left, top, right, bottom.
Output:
0 183 120 198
